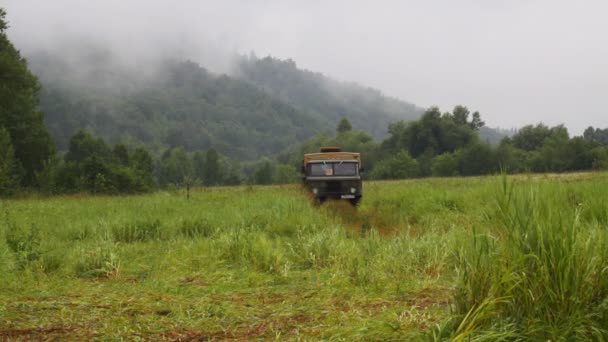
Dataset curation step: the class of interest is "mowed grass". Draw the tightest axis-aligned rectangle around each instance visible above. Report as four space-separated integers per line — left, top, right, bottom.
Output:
0 173 607 340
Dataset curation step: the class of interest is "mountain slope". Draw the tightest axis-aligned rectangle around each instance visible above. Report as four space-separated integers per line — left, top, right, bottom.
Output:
235 56 424 139
30 49 426 159
31 52 325 159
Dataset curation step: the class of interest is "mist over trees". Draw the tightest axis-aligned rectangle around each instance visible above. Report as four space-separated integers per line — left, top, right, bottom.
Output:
236 55 424 139
1 5 607 197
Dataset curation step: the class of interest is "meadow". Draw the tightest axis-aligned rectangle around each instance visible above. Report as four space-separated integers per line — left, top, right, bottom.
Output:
1 173 608 341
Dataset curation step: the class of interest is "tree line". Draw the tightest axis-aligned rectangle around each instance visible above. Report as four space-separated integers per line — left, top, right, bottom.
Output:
1 7 607 197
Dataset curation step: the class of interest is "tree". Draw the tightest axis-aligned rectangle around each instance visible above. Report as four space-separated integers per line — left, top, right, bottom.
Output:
159 147 193 186
470 112 485 130
337 117 352 134
274 163 298 184
65 130 111 164
510 124 554 151
112 144 130 166
431 152 460 177
370 150 419 180
203 148 221 186
0 127 19 195
452 105 470 125
459 143 496 176
591 147 608 170
252 160 274 185
132 147 154 174
0 8 55 186
130 147 155 190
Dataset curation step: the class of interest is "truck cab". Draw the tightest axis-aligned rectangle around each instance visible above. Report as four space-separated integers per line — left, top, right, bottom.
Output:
301 147 363 206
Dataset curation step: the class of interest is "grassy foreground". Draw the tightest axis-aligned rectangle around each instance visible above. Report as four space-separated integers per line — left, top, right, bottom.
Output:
1 173 607 340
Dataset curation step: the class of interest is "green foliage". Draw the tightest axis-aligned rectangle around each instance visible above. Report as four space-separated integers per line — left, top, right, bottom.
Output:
431 152 460 177
2 173 608 339
237 55 423 140
584 126 608 145
446 177 608 340
0 127 19 195
591 147 608 170
251 159 274 185
273 163 299 184
370 150 419 179
203 148 221 186
458 142 496 176
53 130 156 193
383 106 478 160
111 220 163 243
5 224 41 270
337 117 352 134
159 147 193 186
0 9 54 186
178 218 216 238
74 245 120 279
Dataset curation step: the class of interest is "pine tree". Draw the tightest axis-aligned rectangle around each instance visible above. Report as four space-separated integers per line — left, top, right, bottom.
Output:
337 117 352 134
0 127 19 195
0 8 55 186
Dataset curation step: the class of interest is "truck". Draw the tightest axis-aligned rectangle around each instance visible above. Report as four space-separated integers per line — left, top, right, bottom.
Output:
301 147 363 206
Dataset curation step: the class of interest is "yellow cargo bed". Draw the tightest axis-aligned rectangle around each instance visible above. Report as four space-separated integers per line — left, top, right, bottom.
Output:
303 152 360 163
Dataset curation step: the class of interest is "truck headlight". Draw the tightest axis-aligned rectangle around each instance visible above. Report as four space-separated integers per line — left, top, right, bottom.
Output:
350 187 356 194
312 188 318 195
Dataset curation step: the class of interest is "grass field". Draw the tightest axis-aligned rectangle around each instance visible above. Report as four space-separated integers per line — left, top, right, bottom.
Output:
1 173 608 340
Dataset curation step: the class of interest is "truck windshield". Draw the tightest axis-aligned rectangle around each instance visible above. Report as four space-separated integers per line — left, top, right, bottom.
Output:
308 162 358 176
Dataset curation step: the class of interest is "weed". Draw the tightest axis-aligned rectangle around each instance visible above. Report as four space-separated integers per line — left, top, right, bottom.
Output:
74 244 121 279
112 219 162 243
5 225 42 270
178 218 216 238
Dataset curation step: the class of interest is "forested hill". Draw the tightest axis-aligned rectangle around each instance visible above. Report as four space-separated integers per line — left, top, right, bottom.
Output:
28 49 426 159
31 52 323 159
235 56 424 139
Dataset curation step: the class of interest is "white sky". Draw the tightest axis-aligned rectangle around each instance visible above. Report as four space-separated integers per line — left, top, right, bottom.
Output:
3 0 607 134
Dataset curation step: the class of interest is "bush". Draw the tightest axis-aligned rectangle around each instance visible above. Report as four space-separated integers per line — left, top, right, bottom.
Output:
370 150 419 180
431 152 460 177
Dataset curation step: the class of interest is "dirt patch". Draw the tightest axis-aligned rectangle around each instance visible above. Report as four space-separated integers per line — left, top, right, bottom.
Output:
154 329 210 341
359 287 452 312
322 200 401 237
156 313 315 342
0 326 75 340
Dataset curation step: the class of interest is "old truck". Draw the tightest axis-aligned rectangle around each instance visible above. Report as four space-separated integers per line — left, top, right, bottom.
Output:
301 147 363 206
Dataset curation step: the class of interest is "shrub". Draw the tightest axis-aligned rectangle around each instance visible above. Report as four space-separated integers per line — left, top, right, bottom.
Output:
431 152 460 177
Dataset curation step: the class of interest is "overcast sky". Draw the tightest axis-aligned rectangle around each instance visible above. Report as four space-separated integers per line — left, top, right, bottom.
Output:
3 0 607 134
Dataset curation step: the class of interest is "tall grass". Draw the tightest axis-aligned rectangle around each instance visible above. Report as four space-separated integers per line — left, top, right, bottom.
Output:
1 174 606 339
441 175 608 340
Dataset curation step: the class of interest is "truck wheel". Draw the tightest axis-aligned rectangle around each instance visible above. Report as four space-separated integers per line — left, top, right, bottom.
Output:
349 197 361 207
314 197 326 206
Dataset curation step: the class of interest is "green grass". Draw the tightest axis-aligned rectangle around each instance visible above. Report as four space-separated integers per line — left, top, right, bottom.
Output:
0 173 607 340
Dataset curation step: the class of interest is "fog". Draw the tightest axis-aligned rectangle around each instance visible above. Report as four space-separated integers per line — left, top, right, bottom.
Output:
4 0 608 134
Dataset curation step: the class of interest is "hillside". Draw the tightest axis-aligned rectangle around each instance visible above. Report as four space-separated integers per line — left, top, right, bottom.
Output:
31 52 323 159
28 49 425 159
235 55 424 139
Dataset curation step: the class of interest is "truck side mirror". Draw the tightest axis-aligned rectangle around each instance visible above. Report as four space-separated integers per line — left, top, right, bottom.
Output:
359 167 365 173
301 165 306 174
